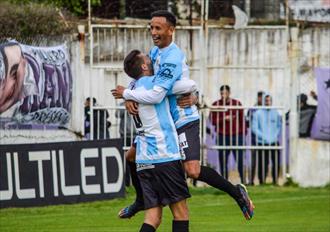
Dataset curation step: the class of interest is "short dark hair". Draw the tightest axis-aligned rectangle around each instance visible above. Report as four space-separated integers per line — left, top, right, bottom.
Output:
220 85 230 92
151 10 176 27
123 50 144 79
299 93 308 104
257 91 265 97
86 97 96 105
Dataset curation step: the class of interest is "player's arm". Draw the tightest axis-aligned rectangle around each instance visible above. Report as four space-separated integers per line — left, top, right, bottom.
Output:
169 79 197 95
122 79 196 104
122 55 184 104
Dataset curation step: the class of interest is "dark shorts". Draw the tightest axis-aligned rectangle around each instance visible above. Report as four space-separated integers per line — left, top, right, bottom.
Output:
177 119 200 161
137 160 191 209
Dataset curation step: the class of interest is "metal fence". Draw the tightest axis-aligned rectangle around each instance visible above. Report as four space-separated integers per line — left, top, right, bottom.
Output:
201 105 287 184
87 104 287 185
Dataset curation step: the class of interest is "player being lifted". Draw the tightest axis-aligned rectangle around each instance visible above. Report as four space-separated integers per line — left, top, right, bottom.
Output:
112 10 254 221
120 49 195 232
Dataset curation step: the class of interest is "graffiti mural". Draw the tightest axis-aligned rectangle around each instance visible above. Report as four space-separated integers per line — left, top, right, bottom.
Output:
0 41 72 129
287 0 330 23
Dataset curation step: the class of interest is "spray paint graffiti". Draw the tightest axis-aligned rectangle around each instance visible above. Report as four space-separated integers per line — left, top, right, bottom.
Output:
0 41 72 129
287 0 330 23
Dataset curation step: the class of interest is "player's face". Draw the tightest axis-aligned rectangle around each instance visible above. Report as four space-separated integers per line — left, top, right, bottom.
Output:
220 89 230 100
141 54 154 76
0 45 26 113
150 17 174 48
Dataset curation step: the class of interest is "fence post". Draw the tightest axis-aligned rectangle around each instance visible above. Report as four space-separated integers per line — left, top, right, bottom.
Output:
288 27 300 179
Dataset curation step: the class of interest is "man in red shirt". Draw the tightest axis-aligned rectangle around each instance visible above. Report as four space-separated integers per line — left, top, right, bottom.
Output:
210 85 245 183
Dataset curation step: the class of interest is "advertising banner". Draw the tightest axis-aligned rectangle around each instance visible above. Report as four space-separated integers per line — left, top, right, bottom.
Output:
0 139 124 208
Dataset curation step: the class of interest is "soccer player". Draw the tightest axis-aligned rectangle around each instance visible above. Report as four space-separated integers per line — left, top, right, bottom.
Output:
122 50 191 232
113 10 254 220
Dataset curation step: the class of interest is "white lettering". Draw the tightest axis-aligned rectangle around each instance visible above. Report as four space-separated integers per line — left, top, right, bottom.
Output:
81 149 101 194
59 150 80 196
51 151 59 197
0 153 13 201
13 153 36 199
29 151 51 198
102 148 123 193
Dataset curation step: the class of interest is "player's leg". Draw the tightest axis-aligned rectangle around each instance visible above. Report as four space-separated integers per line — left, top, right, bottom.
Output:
179 120 254 220
157 160 190 232
169 199 189 232
139 207 162 232
118 145 144 218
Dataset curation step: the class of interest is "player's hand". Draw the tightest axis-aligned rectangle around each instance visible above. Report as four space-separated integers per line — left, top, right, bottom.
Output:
111 85 126 99
177 94 198 108
125 100 139 115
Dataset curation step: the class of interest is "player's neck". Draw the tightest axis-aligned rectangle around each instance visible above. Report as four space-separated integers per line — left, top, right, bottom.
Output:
158 40 173 50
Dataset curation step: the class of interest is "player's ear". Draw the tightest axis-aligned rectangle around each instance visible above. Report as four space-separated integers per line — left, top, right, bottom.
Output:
168 26 175 36
141 63 148 71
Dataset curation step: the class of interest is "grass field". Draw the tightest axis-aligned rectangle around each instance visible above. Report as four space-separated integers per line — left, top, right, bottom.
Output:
0 185 329 232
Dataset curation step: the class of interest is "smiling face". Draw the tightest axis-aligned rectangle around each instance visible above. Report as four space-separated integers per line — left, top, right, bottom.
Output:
150 16 174 48
0 44 26 113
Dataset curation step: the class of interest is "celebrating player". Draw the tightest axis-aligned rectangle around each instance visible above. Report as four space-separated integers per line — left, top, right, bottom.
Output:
112 10 254 221
119 50 191 232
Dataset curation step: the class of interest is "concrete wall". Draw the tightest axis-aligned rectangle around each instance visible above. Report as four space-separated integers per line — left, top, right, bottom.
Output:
2 26 329 187
291 138 330 187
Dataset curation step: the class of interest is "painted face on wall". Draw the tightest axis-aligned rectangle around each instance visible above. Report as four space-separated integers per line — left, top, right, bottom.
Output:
0 43 26 113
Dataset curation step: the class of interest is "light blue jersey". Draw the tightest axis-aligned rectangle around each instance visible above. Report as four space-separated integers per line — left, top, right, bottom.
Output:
149 42 200 129
133 76 181 164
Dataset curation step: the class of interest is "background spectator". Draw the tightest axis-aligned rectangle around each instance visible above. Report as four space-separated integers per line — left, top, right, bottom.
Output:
298 93 317 137
248 91 265 185
252 94 281 184
84 97 111 140
115 101 136 145
209 85 245 183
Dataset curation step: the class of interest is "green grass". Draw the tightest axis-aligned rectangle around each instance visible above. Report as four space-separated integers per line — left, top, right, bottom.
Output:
1 186 330 232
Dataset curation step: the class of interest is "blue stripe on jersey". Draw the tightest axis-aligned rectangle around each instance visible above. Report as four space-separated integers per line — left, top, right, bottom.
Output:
146 136 158 157
150 43 200 129
155 102 179 154
136 157 182 164
184 106 193 116
175 115 200 129
168 95 180 125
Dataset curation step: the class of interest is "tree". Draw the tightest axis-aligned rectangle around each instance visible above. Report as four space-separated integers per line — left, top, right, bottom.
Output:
9 0 101 16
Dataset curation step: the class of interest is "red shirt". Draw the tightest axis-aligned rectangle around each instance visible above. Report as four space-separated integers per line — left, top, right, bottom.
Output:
210 98 245 135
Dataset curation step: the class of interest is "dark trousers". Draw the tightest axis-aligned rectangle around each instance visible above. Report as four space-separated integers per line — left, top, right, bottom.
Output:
251 142 280 185
218 134 244 183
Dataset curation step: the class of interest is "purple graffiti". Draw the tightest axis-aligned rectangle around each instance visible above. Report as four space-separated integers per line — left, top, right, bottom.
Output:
17 49 72 126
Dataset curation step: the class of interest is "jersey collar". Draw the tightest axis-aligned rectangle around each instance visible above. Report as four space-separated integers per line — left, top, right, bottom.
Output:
159 41 174 54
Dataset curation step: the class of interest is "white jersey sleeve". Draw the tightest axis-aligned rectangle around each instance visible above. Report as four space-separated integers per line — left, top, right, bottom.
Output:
123 79 196 104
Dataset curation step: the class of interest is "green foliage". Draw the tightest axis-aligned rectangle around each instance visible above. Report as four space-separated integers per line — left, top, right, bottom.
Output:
9 0 101 16
0 1 74 39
